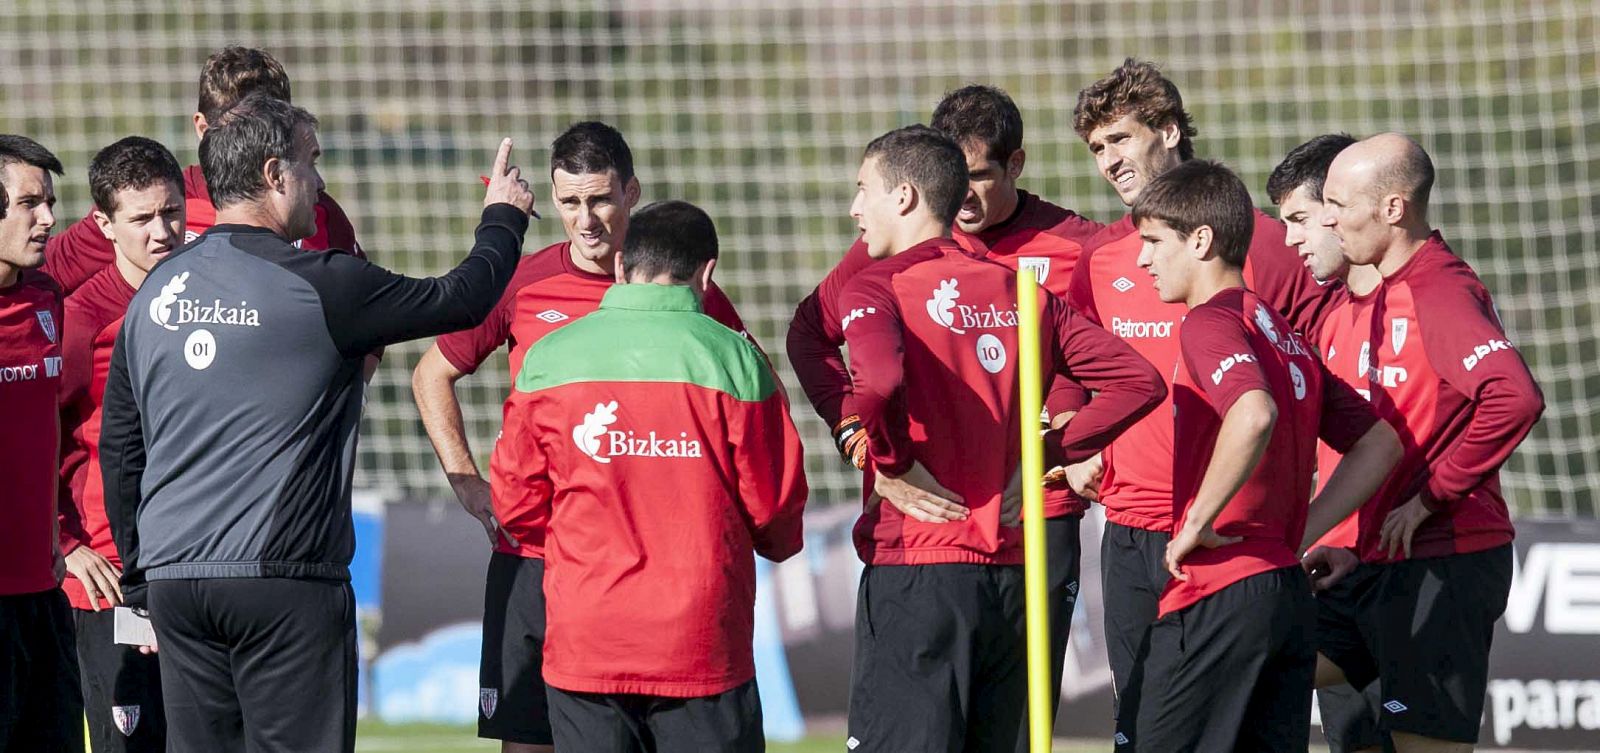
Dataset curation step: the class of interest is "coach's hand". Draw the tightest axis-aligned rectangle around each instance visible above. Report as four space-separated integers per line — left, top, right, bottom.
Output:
64 546 124 611
1302 545 1359 591
483 138 537 216
448 473 518 550
1060 454 1104 502
1165 523 1242 582
873 461 968 524
1378 494 1433 560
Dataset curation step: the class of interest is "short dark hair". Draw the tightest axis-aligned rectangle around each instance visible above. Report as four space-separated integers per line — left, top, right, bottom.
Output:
197 47 292 123
1073 58 1198 161
89 137 185 217
1131 159 1255 267
1373 135 1436 220
199 93 318 209
622 200 718 283
862 125 967 227
930 85 1024 163
0 135 64 217
1266 133 1356 205
550 121 634 184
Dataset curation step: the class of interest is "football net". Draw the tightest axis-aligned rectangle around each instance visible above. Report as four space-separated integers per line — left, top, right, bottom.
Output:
2 0 1593 518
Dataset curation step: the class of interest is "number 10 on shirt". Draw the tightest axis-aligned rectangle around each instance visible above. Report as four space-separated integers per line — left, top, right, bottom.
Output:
1016 270 1051 753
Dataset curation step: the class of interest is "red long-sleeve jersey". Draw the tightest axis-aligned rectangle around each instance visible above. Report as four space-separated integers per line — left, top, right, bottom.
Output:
1358 232 1543 561
44 165 362 294
1311 287 1380 549
1065 210 1342 531
434 241 752 558
839 237 1164 566
786 191 1103 516
0 270 64 596
55 266 135 609
1162 288 1377 616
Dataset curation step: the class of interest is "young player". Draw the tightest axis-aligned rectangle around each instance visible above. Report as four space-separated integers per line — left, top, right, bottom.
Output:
410 122 756 753
44 46 364 295
1115 160 1398 751
1313 134 1545 753
57 136 185 752
495 200 807 753
786 85 1104 715
0 134 82 751
838 125 1165 752
1268 133 1391 753
1064 59 1342 718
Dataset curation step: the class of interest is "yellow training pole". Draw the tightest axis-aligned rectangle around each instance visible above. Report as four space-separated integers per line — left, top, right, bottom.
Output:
1017 269 1052 752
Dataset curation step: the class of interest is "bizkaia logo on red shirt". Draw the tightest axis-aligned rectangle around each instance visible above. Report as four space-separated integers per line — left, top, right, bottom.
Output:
925 278 1018 334
572 401 704 463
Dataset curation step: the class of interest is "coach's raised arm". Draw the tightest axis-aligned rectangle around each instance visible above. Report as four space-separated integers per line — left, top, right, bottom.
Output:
97 92 534 753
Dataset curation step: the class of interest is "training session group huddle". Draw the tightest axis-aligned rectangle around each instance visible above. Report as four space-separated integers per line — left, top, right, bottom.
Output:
0 45 1544 753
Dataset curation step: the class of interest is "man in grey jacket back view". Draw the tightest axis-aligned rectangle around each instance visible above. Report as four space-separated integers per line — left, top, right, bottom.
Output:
99 93 537 753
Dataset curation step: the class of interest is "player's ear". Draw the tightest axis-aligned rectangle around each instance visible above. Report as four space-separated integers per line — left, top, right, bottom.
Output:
895 181 915 216
92 209 115 243
623 176 642 210
1006 148 1026 180
694 258 716 298
1190 225 1214 260
193 113 209 141
1380 192 1406 226
612 249 626 284
1158 121 1182 150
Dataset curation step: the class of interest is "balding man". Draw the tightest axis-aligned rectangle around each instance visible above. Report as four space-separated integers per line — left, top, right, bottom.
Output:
1308 133 1544 753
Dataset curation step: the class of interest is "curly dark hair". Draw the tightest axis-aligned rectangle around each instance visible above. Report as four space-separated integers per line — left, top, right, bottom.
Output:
1073 58 1197 161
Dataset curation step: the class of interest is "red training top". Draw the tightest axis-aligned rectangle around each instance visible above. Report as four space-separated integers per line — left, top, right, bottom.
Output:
1311 285 1380 549
786 191 1103 516
0 270 65 596
435 241 752 558
56 266 136 609
839 237 1164 566
1358 232 1543 562
1065 210 1342 531
1161 288 1376 616
44 165 362 295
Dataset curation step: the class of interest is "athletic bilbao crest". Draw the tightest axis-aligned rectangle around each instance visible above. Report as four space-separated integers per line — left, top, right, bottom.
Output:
112 705 140 736
1391 317 1409 354
1018 256 1050 285
34 309 56 343
479 688 498 719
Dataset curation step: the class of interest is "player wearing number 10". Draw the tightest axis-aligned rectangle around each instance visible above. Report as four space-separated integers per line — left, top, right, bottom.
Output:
838 125 1164 752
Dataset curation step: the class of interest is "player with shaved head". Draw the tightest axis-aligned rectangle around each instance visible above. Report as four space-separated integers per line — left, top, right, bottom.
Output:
1311 133 1545 753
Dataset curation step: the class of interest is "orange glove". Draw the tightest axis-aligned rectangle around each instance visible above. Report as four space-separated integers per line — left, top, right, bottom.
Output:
832 414 868 470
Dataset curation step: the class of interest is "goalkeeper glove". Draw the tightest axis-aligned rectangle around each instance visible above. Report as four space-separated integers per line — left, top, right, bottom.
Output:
833 414 868 470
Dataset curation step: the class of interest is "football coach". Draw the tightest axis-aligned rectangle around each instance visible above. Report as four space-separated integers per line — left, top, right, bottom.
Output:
99 92 536 752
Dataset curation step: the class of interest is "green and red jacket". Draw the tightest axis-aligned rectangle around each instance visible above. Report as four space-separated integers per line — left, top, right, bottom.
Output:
494 283 807 698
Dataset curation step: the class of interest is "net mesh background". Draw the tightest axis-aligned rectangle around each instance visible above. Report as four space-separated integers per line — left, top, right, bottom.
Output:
3 0 1594 517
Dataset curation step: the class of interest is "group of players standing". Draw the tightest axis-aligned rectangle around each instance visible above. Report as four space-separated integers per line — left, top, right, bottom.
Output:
0 45 1543 753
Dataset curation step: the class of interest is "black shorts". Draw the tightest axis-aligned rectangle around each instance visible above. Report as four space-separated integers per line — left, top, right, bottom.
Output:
847 563 1027 753
0 589 83 752
1098 521 1170 718
149 578 356 753
75 607 166 752
1312 563 1386 753
1320 545 1513 744
479 552 551 745
1118 566 1316 753
1045 514 1082 724
547 678 763 753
